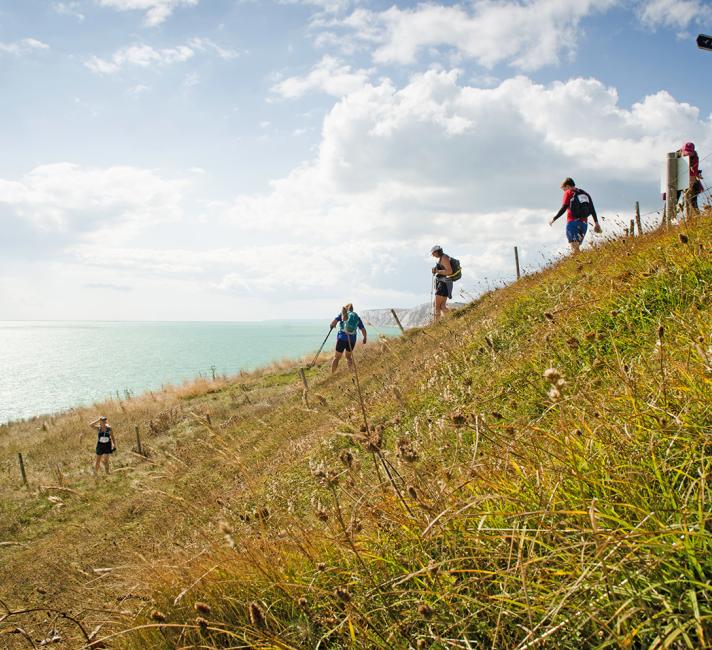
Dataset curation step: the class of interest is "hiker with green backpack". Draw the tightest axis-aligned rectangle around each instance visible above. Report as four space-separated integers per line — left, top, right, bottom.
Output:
431 245 462 321
330 303 367 373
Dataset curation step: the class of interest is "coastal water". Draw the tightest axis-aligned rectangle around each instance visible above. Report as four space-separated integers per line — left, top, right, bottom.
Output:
0 321 399 424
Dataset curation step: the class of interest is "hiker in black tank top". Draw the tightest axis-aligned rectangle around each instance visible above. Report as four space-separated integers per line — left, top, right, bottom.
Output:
89 416 116 475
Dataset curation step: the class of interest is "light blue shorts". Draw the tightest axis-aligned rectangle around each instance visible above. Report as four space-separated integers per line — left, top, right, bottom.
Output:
566 220 588 243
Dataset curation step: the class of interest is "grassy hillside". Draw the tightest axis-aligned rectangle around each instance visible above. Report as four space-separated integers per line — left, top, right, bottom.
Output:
1 214 710 649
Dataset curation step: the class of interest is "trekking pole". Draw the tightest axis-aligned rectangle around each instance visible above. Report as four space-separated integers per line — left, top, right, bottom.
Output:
307 326 334 369
430 275 435 323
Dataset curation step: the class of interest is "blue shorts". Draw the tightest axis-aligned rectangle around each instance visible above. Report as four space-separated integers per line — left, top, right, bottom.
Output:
336 335 357 353
566 220 588 243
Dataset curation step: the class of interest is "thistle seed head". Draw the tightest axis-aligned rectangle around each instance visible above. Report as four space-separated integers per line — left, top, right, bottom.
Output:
417 603 434 619
339 449 354 468
396 437 419 462
196 616 209 631
248 601 266 628
150 610 166 622
194 602 211 615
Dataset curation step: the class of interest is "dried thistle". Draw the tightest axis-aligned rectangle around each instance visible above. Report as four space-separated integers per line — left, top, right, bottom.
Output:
544 312 554 321
417 603 434 619
396 437 419 462
407 485 418 500
316 562 326 572
312 497 329 522
335 587 351 603
196 616 209 631
339 449 354 468
543 368 562 384
254 506 270 523
451 411 466 427
248 601 266 629
194 602 211 615
150 610 166 622
679 233 689 244
297 597 308 609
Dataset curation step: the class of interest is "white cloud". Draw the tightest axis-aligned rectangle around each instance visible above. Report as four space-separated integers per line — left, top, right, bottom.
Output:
272 55 372 98
85 38 238 74
326 0 617 70
0 38 49 56
4 70 710 318
637 0 712 29
0 163 186 233
53 1 86 20
188 37 240 60
95 0 200 26
85 43 194 74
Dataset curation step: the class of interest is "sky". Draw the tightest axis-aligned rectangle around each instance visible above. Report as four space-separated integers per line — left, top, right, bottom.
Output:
0 0 710 321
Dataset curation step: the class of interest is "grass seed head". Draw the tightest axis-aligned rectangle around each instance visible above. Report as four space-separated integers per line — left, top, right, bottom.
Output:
194 602 211 615
248 601 266 629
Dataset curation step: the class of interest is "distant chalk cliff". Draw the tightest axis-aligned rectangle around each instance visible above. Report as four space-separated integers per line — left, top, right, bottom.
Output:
362 302 465 329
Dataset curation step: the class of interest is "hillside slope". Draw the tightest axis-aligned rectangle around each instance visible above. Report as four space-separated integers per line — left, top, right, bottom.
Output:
0 214 710 649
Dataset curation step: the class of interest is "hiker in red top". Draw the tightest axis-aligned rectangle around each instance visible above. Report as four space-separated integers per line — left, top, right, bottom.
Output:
677 142 704 213
549 178 602 254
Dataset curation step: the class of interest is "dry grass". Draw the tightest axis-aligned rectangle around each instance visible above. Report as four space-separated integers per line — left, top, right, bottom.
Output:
0 213 710 649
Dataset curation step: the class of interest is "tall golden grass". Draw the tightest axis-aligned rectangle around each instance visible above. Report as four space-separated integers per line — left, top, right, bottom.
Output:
1 212 710 649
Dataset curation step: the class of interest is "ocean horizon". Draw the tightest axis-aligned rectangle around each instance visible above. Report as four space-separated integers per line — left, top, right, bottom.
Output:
0 320 399 425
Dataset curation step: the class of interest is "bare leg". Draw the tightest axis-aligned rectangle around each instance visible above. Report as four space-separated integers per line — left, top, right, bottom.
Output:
332 351 343 373
94 455 101 475
434 295 448 321
345 349 354 370
570 241 581 255
103 456 110 474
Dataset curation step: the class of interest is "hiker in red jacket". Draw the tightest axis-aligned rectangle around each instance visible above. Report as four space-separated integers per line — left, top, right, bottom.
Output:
549 178 602 254
677 142 704 213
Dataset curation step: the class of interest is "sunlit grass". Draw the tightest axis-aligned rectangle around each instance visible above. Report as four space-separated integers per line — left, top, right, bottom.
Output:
0 212 710 649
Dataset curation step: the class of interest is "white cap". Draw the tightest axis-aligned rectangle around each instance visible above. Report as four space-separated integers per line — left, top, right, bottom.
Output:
430 245 443 254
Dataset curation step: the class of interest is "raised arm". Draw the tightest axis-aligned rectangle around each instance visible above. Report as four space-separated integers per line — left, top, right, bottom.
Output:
88 417 101 429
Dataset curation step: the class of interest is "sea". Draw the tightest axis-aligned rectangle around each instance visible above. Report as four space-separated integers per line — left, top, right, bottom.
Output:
0 321 400 425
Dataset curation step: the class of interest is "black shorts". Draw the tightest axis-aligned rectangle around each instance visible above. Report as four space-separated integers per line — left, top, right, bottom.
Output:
335 336 357 353
96 442 113 456
435 279 452 298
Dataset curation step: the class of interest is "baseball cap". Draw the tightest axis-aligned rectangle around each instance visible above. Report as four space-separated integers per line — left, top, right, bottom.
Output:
430 245 443 254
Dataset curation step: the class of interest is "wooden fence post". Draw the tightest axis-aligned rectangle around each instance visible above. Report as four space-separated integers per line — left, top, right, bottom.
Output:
666 152 678 227
514 246 521 280
635 201 642 235
298 368 310 409
629 219 635 237
390 309 405 334
135 425 143 457
18 453 27 487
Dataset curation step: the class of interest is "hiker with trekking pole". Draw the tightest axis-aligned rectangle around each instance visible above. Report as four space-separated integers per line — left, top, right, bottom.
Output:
431 245 462 322
549 177 602 254
330 303 367 373
89 415 116 475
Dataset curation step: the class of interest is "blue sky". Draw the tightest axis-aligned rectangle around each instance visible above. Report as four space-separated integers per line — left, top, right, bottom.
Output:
1 0 710 320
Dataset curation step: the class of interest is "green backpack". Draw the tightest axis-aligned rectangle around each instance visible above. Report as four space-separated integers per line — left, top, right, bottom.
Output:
343 311 360 335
